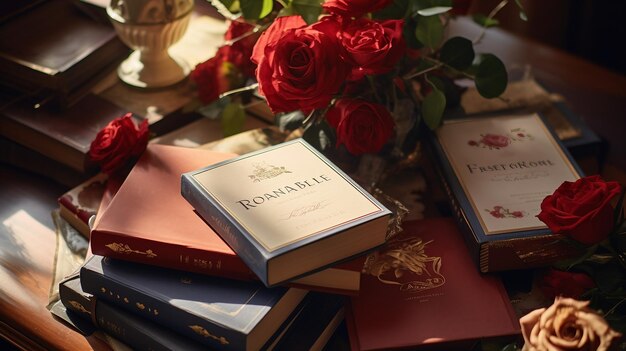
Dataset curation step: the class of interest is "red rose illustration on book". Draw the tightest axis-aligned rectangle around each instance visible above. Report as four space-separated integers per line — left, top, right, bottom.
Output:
468 128 534 149
486 206 525 219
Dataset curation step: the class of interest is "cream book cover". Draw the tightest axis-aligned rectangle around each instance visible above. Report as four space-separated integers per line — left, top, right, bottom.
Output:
436 113 580 235
182 139 391 286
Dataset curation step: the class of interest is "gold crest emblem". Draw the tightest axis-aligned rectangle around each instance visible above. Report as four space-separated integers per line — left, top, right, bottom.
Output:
364 235 445 292
248 162 291 182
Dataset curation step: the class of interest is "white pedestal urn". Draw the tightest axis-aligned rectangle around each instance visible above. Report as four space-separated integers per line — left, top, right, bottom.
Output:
107 0 194 88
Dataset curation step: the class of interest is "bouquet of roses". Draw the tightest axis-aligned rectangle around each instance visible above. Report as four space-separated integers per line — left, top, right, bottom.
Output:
192 0 525 161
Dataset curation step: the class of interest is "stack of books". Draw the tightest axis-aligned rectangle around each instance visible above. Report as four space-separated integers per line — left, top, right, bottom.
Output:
55 137 528 350
58 140 393 350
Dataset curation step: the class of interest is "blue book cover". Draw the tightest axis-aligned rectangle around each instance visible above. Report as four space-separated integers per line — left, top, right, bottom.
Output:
181 138 391 287
80 255 308 351
428 113 585 272
57 273 207 351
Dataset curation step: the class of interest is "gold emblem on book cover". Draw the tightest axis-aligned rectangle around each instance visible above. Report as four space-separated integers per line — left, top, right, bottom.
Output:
248 162 291 182
105 242 157 258
189 325 229 345
68 301 90 315
364 235 445 292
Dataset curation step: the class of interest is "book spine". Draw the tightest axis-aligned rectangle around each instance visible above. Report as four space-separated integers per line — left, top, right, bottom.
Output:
430 156 486 272
90 231 256 282
181 173 270 286
80 265 245 351
59 280 206 351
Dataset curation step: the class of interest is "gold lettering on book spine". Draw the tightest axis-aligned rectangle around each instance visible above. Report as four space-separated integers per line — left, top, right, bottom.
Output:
68 301 90 315
105 243 157 258
189 325 229 345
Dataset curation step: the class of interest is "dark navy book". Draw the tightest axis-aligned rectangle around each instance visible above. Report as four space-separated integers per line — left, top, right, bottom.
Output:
181 138 391 287
428 113 584 272
80 255 308 351
57 273 206 351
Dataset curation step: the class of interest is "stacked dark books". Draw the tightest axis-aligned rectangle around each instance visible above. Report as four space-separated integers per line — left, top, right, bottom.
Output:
54 140 524 350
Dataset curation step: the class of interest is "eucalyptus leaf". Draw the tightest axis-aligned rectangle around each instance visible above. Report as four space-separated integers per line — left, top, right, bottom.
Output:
276 110 306 132
472 13 500 28
221 102 246 137
475 54 508 98
415 15 443 49
421 87 445 130
417 6 451 16
240 0 273 20
440 36 474 70
292 0 322 24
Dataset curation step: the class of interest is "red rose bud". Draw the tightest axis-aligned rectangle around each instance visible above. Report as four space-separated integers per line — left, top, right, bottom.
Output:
326 99 395 156
537 175 622 245
221 19 258 77
340 18 406 80
539 269 595 300
322 0 393 18
88 113 149 175
252 16 349 114
480 134 510 148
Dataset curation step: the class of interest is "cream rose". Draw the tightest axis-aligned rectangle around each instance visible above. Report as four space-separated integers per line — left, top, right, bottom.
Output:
520 297 621 351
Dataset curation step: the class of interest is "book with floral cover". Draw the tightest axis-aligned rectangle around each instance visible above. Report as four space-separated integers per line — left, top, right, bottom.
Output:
429 113 585 272
90 143 366 294
346 218 520 350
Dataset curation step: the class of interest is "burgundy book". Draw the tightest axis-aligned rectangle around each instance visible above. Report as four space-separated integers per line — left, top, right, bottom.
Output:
90 144 364 294
346 218 520 350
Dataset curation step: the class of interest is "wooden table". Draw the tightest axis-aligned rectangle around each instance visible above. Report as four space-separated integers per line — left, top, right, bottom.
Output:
1 17 626 351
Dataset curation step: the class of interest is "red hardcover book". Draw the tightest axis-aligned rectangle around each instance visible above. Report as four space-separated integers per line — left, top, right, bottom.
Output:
346 218 520 350
90 144 363 294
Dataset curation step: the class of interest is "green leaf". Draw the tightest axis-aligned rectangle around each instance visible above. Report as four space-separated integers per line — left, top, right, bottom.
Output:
417 6 451 16
292 0 322 24
475 54 508 98
239 0 273 20
412 0 452 12
415 15 444 49
373 0 409 19
439 36 475 70
421 86 446 129
595 261 625 293
215 0 240 13
302 120 335 152
275 110 305 132
221 102 246 137
515 0 528 21
472 13 500 28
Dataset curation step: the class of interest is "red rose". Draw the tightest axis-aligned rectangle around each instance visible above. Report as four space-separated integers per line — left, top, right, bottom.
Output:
88 113 149 175
539 269 595 300
326 99 394 155
340 18 406 80
322 0 393 18
221 19 258 77
191 55 225 103
252 16 349 114
481 133 510 148
537 175 622 245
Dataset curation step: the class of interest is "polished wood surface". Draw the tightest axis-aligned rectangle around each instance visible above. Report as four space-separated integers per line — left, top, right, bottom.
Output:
1 16 625 351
